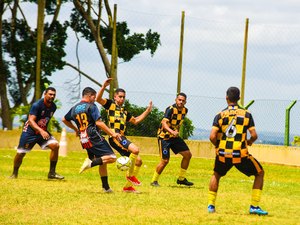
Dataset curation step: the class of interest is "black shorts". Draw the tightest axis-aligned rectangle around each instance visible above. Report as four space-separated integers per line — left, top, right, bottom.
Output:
158 137 189 159
213 155 263 177
108 136 132 157
86 139 115 159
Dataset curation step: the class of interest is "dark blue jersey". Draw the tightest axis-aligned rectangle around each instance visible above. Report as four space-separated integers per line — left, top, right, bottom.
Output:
64 101 103 148
23 99 56 134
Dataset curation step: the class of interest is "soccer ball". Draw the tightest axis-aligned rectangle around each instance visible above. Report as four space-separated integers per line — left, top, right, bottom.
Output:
116 156 132 171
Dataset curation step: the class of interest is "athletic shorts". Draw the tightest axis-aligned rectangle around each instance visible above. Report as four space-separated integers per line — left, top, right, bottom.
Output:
213 155 263 177
109 136 132 157
158 137 189 159
17 131 58 153
86 138 116 159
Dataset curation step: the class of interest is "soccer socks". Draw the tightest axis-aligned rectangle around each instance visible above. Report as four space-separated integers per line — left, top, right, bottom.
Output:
101 176 110 190
151 171 160 183
49 160 57 173
91 157 103 167
124 165 141 188
208 191 217 206
178 168 187 181
251 189 262 207
128 153 137 176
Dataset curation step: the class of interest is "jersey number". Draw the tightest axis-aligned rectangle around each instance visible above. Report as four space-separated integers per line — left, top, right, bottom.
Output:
76 113 88 130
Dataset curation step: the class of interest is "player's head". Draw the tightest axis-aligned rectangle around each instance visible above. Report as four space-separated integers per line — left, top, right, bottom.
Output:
175 92 187 109
226 87 240 103
82 87 97 103
114 88 126 106
44 87 56 103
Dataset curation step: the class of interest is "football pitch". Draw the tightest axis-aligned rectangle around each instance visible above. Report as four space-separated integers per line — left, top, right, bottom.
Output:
1 149 300 225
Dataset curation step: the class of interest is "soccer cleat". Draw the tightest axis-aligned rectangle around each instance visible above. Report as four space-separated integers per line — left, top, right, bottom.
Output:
123 186 139 193
48 172 64 180
249 206 268 215
126 175 141 186
176 178 194 186
102 188 113 193
79 158 92 174
150 181 160 187
208 205 216 213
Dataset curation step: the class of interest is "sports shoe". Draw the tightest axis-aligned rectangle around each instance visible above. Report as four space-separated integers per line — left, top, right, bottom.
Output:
79 158 92 174
102 188 113 193
208 205 216 213
48 172 64 180
177 178 194 186
126 176 141 186
249 206 268 215
150 181 160 187
123 186 139 193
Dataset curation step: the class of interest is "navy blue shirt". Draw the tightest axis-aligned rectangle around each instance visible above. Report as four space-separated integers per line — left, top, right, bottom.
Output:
23 99 56 134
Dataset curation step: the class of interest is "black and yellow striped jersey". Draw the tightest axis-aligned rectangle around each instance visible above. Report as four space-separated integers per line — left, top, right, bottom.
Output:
103 99 133 135
212 104 255 163
157 104 188 139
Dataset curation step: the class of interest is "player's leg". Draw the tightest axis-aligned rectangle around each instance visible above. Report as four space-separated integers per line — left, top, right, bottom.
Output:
150 139 170 187
42 137 64 180
99 164 113 193
236 156 268 215
173 138 193 186
10 132 35 179
10 153 26 178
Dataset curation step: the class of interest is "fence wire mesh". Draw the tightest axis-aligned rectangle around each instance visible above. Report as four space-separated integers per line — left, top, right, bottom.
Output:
52 8 300 145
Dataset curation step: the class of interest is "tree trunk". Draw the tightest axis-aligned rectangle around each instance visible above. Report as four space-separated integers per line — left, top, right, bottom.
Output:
0 2 13 129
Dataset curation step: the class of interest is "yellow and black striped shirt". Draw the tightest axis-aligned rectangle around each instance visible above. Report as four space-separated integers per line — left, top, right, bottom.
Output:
157 104 188 139
103 99 133 135
212 104 255 164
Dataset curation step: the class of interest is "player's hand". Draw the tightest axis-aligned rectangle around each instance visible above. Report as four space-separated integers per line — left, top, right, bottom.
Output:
112 133 122 141
148 100 153 112
40 130 50 140
103 78 113 88
172 130 179 137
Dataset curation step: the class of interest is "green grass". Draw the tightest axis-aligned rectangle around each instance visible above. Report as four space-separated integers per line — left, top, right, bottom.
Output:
1 149 300 225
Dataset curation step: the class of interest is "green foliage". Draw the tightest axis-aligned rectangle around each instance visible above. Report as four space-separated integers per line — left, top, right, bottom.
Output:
292 136 300 146
69 12 161 61
180 117 195 139
100 100 195 139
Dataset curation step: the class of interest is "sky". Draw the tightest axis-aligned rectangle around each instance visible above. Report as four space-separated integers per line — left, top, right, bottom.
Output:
3 1 300 138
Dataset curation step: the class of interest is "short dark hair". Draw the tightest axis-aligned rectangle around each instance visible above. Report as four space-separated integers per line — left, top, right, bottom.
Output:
226 87 240 102
115 88 126 94
45 87 56 93
82 87 96 96
177 92 187 99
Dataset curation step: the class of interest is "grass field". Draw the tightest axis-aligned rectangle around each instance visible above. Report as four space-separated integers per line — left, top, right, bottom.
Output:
1 149 300 225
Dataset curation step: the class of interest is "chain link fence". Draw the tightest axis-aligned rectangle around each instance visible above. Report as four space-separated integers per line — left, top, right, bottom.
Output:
53 8 300 145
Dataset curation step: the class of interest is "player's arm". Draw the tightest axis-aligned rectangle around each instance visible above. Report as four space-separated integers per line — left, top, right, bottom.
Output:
209 127 219 147
62 117 79 135
247 127 257 146
28 114 50 140
95 120 121 141
129 100 153 125
161 118 179 137
96 78 112 105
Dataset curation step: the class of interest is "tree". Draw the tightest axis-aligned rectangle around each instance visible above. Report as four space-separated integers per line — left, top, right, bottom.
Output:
69 0 160 89
0 0 68 129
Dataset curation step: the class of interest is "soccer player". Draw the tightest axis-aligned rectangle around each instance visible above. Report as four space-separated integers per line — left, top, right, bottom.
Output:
10 87 64 180
96 78 152 193
62 87 121 193
151 92 194 187
207 87 268 215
